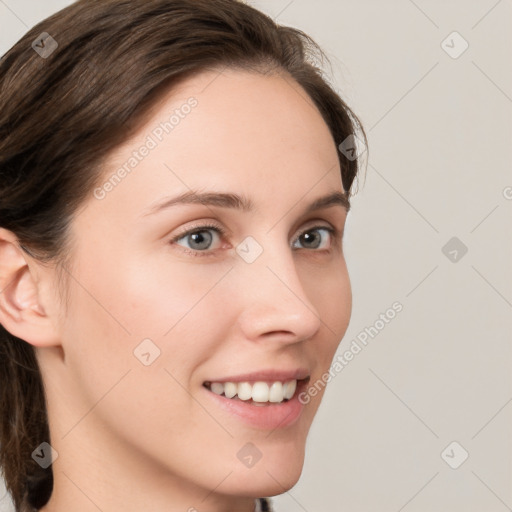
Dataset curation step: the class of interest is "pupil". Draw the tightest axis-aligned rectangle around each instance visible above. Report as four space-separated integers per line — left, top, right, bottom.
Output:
302 231 320 248
190 231 212 250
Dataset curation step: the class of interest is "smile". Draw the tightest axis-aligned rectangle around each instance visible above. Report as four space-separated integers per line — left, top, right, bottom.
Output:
203 376 310 405
203 379 298 404
202 376 310 429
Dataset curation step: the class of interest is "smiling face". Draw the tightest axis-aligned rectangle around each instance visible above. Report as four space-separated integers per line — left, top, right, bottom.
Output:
37 67 353 510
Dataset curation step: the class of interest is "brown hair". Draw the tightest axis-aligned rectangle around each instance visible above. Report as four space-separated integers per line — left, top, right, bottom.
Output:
0 0 367 510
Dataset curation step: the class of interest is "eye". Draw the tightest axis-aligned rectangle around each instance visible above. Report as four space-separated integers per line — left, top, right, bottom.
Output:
292 225 336 250
172 223 226 256
170 223 338 257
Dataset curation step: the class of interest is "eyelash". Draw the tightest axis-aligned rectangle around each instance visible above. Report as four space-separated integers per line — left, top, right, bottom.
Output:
169 222 339 258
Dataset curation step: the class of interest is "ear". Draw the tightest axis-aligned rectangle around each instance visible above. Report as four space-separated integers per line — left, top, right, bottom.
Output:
0 228 61 347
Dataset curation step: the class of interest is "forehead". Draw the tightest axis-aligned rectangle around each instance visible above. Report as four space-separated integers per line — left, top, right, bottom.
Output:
85 68 343 222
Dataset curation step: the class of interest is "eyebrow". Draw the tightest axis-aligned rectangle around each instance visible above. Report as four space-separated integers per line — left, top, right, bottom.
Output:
142 189 350 217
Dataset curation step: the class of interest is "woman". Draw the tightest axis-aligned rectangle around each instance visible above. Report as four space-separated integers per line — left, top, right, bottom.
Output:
0 0 366 511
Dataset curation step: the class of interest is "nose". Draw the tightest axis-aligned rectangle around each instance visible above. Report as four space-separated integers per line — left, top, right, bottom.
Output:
234 237 322 346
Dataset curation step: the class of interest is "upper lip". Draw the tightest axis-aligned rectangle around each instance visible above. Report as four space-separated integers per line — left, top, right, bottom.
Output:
204 368 310 384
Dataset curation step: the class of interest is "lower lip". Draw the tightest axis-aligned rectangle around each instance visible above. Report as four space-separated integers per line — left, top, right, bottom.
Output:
202 382 307 430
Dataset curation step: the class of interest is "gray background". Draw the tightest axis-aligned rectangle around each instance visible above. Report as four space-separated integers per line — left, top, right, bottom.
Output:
1 1 511 511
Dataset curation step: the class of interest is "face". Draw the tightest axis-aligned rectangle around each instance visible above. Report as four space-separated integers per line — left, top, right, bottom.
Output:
39 67 352 506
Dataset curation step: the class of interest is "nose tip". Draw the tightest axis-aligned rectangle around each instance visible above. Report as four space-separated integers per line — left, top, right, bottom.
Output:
236 260 322 345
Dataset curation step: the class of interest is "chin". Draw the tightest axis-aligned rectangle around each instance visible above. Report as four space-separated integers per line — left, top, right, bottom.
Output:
227 444 306 497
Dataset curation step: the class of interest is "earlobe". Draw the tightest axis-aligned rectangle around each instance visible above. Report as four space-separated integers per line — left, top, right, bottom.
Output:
0 228 60 347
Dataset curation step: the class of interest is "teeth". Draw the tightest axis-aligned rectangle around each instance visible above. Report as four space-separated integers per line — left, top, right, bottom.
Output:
210 382 224 395
237 382 252 401
223 382 237 399
269 382 283 403
283 379 297 400
251 382 269 402
205 379 298 403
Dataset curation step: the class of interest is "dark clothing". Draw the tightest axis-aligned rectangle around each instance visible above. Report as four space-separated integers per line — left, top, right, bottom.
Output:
256 497 273 511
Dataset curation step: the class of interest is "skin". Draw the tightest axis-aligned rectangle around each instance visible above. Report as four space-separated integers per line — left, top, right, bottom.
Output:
0 67 352 512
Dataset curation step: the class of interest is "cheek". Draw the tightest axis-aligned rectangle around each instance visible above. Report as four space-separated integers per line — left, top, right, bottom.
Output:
303 258 352 339
68 244 231 343
58 259 234 471
301 260 352 405
59 250 238 424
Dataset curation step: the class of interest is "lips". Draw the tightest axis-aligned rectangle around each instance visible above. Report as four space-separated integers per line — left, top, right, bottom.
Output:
202 372 311 429
203 368 310 384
